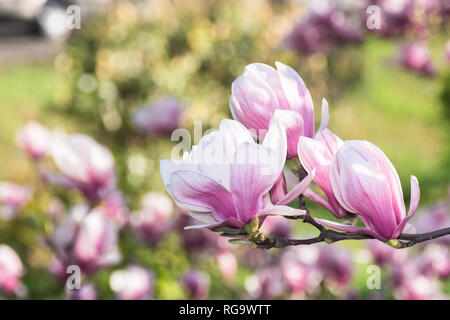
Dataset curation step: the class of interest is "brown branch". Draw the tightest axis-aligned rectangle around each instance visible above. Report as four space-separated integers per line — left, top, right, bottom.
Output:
252 222 450 249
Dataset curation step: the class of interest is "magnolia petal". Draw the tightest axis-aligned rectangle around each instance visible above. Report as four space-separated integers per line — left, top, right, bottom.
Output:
392 176 421 238
170 170 236 221
230 142 281 224
316 218 384 241
184 217 244 230
275 61 314 138
272 109 304 159
303 188 335 213
318 98 329 133
256 205 306 218
276 169 315 206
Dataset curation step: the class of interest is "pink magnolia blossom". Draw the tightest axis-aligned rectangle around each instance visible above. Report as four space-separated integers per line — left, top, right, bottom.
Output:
181 269 210 300
132 97 183 135
160 118 313 231
319 140 420 242
298 123 347 218
0 182 32 219
48 133 117 202
0 245 23 294
110 266 153 300
130 192 174 246
16 121 51 160
413 201 450 245
398 42 436 77
73 209 121 274
229 62 317 158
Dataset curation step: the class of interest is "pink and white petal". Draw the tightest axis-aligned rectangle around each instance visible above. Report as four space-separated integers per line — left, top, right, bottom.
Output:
230 142 281 224
303 188 335 213
275 61 314 138
316 219 384 241
256 205 306 218
219 119 254 159
187 212 217 224
276 170 315 206
160 159 198 187
272 109 304 158
317 98 329 133
185 216 244 230
392 176 420 238
263 116 287 170
170 170 236 221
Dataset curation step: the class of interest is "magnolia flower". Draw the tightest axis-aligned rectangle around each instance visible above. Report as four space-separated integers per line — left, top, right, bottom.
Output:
160 118 313 231
319 140 420 242
259 215 291 238
110 266 153 300
73 209 121 274
0 245 23 294
413 201 450 245
181 269 210 300
48 133 116 202
0 182 32 219
130 192 174 246
132 97 183 135
16 121 51 160
298 124 347 218
229 62 316 158
398 42 435 77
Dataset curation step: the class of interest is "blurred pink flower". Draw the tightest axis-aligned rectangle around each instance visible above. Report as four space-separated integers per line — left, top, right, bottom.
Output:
298 126 347 218
16 121 51 160
398 42 436 77
100 191 130 228
392 259 445 300
0 245 23 294
419 244 450 279
319 140 420 241
259 215 291 238
366 239 407 266
181 269 210 300
245 267 284 300
317 246 353 287
0 182 32 219
66 283 97 300
161 118 313 231
130 192 174 246
216 252 238 281
284 5 363 55
48 133 117 202
110 266 153 300
132 97 183 135
73 208 121 274
229 62 317 158
413 201 450 244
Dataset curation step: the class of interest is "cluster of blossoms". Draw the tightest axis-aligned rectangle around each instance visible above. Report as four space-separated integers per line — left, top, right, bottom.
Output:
284 0 450 77
161 61 421 243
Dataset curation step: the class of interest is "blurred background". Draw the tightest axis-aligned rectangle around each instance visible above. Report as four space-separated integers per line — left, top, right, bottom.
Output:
0 0 449 300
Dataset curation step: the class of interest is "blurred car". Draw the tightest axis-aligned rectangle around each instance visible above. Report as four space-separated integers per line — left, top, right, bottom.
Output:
0 0 116 40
